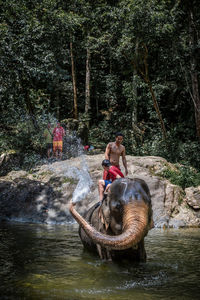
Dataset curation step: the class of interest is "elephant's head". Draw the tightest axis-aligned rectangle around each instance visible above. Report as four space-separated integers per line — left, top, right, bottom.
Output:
69 178 153 251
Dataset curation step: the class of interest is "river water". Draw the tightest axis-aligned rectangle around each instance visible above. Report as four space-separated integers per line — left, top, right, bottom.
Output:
0 223 199 300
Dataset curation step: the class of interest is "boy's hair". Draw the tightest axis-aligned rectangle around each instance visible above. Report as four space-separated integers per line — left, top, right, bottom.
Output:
102 159 111 167
115 132 124 137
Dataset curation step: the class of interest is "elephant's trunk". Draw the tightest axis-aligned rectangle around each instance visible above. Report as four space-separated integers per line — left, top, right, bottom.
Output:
69 201 149 250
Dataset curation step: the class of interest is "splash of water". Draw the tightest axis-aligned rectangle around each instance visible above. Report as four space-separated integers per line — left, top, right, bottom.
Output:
62 130 84 159
48 132 93 204
68 161 93 203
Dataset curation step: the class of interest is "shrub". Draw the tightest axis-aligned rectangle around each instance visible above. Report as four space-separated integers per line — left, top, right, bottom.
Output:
159 164 200 189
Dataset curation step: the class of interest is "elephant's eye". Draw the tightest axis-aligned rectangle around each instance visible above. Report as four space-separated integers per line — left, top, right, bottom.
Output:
110 200 122 211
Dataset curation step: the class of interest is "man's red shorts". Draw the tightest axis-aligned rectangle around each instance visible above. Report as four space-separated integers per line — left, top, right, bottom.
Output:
53 141 63 152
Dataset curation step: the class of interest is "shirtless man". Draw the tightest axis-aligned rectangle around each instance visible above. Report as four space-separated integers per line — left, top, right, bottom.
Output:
104 132 128 176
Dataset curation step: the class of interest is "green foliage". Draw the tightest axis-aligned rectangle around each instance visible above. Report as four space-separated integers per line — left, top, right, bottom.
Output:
61 177 77 185
158 164 200 189
0 112 57 155
49 176 77 186
133 127 200 170
22 152 44 170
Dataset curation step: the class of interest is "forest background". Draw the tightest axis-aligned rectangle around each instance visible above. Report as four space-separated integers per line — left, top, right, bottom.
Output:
0 0 200 184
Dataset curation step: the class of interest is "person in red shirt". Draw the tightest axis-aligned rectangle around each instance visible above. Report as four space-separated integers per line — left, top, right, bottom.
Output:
98 159 124 202
52 122 65 159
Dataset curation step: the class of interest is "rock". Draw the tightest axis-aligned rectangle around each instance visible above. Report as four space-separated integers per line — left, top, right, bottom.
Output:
0 154 200 228
168 218 186 228
185 187 200 209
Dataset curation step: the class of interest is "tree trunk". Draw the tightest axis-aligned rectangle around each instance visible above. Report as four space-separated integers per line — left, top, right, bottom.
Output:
146 80 167 140
191 72 200 139
96 95 99 119
131 71 143 148
125 44 167 140
188 5 200 139
85 47 91 129
22 82 39 130
70 40 78 119
132 70 138 128
85 47 91 114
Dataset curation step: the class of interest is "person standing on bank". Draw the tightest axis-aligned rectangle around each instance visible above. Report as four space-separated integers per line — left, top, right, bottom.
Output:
43 123 53 159
104 132 128 179
52 122 65 159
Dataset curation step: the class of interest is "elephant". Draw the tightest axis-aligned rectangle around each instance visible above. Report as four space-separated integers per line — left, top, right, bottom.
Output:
69 177 153 262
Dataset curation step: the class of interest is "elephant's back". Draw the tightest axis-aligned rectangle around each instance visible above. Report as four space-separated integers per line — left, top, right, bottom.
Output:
84 202 101 222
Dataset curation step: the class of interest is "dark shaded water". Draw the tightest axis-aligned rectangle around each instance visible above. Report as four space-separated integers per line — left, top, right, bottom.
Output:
0 223 199 300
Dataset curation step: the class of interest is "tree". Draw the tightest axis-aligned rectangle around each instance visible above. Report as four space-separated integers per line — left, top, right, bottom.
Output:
70 38 78 119
186 1 200 139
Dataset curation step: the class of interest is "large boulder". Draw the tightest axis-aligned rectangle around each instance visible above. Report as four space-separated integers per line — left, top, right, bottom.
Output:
185 186 200 209
0 154 200 228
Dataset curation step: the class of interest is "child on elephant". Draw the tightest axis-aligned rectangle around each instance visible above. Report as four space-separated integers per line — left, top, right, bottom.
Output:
98 159 124 203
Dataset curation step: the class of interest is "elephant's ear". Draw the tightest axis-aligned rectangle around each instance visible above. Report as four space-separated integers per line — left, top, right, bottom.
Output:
148 206 154 230
100 197 111 231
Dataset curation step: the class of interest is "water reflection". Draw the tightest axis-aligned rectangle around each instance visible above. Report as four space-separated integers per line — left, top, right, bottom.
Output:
0 223 199 300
